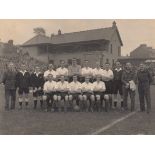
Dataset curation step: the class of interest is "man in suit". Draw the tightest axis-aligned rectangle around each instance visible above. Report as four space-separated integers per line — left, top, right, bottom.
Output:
2 62 17 110
137 63 152 113
122 62 137 111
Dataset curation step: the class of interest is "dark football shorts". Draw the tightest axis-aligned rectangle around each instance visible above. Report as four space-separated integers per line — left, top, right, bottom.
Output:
57 91 69 100
18 87 29 95
33 89 44 97
69 93 81 100
82 92 93 100
45 92 55 101
94 91 104 100
104 80 113 94
113 80 123 95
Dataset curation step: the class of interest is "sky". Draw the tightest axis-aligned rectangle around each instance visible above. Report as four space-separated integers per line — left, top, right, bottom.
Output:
0 19 155 56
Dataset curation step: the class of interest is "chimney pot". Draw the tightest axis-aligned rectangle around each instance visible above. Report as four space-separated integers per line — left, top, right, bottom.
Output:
112 21 117 28
58 29 61 35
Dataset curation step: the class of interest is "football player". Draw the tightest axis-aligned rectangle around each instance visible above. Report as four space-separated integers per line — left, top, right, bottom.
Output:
44 64 57 81
92 75 107 112
92 61 104 81
102 62 114 110
81 60 93 82
43 74 57 112
31 66 44 110
80 76 94 112
113 61 123 109
56 60 68 80
68 58 81 82
16 64 31 109
68 75 82 111
56 75 69 112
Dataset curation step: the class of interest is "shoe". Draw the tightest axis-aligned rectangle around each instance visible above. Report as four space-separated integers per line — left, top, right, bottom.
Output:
44 108 48 112
147 109 150 114
90 108 94 112
86 108 89 112
19 105 22 110
51 108 55 112
114 101 117 108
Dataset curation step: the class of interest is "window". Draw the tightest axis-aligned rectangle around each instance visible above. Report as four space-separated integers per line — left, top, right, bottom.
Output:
118 46 121 56
110 44 113 54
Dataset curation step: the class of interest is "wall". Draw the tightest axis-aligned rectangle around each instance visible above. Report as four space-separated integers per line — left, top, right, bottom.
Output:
48 51 101 67
106 31 122 65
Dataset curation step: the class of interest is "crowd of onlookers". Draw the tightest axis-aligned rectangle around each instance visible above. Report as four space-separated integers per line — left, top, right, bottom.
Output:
0 52 47 79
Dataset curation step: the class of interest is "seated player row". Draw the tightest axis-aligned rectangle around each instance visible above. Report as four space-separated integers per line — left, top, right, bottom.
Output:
42 74 111 112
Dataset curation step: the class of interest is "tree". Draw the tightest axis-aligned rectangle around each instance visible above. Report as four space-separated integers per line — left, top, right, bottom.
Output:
33 27 46 36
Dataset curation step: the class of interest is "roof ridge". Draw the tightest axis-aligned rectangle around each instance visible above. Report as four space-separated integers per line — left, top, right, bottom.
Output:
23 34 51 45
52 27 113 37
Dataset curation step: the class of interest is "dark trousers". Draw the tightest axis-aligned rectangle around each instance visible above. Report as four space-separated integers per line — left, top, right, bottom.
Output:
5 89 16 110
123 87 135 111
138 84 151 112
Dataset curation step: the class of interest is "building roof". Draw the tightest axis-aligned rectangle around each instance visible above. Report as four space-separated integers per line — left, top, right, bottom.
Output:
23 35 52 46
130 44 155 58
22 24 123 47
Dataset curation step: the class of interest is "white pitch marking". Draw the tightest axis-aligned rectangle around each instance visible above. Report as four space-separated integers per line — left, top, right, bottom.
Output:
91 111 137 135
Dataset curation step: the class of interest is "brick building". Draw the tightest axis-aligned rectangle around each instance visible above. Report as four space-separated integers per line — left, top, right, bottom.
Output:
119 44 155 66
130 44 155 58
0 40 17 57
21 21 123 67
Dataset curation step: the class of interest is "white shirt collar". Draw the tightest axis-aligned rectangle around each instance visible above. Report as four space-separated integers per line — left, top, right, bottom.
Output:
115 68 122 71
20 70 27 74
34 71 41 74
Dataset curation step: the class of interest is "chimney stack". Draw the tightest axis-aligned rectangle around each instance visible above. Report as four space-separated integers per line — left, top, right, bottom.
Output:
8 40 13 46
58 29 62 35
112 21 117 28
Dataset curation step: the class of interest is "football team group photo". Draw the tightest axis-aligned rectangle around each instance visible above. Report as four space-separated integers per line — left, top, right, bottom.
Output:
0 19 155 135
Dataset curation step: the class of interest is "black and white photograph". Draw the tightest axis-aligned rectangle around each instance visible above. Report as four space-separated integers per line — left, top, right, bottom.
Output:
0 19 155 135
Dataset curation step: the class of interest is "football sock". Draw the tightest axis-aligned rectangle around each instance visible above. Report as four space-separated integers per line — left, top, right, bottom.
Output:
34 100 37 109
